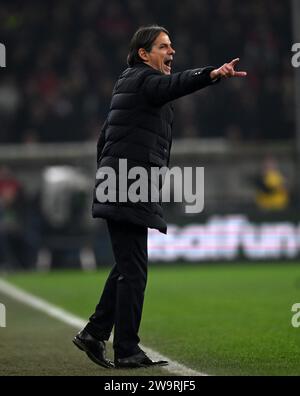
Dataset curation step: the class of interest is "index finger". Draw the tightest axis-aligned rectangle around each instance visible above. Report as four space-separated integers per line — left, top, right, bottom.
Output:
234 71 247 77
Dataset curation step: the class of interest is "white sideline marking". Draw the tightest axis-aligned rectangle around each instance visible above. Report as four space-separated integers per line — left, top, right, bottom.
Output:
0 278 209 376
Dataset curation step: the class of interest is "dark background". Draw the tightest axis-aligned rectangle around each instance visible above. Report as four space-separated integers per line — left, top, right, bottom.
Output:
0 0 294 143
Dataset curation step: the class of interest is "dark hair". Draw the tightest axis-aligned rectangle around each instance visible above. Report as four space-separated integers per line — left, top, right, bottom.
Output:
127 25 169 67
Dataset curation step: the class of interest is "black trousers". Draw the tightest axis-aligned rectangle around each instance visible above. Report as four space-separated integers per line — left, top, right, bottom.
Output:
85 219 148 358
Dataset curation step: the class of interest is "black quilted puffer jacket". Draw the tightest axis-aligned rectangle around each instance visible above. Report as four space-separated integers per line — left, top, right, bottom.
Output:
92 62 218 233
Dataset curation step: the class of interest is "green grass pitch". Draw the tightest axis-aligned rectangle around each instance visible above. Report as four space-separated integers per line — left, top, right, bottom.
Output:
1 263 300 376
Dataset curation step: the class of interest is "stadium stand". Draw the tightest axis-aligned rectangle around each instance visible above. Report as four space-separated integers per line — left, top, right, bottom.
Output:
0 0 294 143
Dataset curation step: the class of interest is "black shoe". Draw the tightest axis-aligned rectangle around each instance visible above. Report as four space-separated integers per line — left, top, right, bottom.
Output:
73 329 114 369
115 350 168 369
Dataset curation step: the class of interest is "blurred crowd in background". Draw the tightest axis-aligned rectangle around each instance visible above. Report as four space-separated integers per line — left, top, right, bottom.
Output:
0 166 35 269
0 0 294 143
0 165 107 270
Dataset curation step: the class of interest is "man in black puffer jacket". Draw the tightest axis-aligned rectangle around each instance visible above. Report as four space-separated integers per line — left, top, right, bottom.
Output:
73 25 247 369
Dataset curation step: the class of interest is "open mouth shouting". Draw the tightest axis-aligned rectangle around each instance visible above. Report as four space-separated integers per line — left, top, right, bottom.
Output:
163 58 173 74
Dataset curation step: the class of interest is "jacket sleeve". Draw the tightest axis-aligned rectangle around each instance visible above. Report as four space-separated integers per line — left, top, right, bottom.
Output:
142 66 220 106
96 119 108 163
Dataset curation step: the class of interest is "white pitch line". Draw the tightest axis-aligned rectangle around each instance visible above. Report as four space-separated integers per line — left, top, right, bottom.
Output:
0 278 209 376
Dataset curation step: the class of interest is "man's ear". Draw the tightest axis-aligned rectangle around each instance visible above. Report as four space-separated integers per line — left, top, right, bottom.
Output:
138 48 149 62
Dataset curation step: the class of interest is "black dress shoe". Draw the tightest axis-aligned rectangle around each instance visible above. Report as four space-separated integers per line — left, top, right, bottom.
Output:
115 351 168 369
73 329 114 369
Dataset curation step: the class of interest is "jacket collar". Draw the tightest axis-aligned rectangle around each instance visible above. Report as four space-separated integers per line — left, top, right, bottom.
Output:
133 62 163 74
